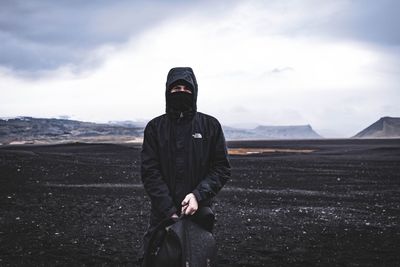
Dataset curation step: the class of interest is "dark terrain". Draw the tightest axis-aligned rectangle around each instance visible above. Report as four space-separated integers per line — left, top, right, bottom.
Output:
0 139 399 266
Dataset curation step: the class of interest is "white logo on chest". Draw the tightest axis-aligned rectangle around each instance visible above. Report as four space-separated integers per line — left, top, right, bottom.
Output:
192 133 202 139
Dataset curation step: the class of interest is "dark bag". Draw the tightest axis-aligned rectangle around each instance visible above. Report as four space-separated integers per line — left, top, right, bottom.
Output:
143 207 217 267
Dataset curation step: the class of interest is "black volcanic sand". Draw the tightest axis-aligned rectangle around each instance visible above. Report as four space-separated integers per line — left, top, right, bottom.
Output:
1 139 400 266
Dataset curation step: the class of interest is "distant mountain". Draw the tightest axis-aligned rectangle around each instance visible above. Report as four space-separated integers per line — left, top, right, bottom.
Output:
223 124 322 140
353 117 400 138
0 117 144 145
107 120 148 128
0 117 324 144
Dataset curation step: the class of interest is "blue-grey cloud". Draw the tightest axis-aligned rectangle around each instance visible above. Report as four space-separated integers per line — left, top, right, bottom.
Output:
340 0 400 46
0 0 214 75
1 0 399 77
299 0 400 46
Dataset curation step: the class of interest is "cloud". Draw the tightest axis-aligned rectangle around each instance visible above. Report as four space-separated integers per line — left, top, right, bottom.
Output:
270 67 294 74
1 0 399 77
267 0 400 47
320 0 400 46
0 0 225 75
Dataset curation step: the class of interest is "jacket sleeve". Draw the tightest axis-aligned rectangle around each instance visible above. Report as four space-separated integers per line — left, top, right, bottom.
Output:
192 120 231 202
141 122 177 218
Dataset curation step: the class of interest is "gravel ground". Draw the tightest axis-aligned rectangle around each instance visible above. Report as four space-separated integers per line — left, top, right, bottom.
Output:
0 139 399 266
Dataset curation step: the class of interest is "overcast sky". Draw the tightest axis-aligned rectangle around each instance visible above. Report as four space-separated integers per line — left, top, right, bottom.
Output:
1 0 399 137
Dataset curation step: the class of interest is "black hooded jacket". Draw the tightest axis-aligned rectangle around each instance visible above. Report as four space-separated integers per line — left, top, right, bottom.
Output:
141 67 231 220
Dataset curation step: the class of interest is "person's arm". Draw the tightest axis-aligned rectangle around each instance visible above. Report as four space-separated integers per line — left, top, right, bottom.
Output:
141 122 177 218
192 120 231 203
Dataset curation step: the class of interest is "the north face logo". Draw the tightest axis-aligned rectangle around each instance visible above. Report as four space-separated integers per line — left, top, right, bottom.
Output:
192 133 202 139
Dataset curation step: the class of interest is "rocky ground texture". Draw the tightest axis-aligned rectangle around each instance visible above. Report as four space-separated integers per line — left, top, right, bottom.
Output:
0 139 399 266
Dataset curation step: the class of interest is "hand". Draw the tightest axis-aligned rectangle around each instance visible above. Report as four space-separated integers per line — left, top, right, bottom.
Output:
181 193 198 215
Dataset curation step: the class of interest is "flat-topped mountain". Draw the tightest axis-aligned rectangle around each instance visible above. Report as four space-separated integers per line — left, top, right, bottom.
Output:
223 124 322 140
0 117 144 145
353 117 400 138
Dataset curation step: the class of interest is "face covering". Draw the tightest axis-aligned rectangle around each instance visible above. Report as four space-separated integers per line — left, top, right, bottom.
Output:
168 92 193 112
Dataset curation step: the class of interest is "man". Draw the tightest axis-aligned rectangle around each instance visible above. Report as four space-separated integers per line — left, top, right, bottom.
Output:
140 67 231 261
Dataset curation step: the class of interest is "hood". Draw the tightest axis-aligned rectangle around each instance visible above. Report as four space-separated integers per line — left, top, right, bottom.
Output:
165 67 198 116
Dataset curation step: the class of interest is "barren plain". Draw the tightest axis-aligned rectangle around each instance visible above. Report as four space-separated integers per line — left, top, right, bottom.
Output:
1 139 399 266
